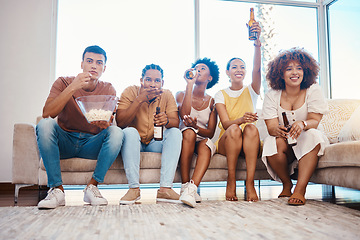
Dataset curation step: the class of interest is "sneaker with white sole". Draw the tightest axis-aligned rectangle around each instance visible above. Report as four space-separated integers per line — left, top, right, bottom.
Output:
195 192 202 203
119 188 141 205
181 181 202 203
180 182 189 194
156 188 181 203
180 180 197 208
38 188 65 209
83 184 108 206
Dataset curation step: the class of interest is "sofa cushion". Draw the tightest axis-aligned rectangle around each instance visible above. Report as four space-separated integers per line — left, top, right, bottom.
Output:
40 152 163 172
40 152 268 172
317 140 360 168
319 99 360 143
209 154 267 170
338 105 360 142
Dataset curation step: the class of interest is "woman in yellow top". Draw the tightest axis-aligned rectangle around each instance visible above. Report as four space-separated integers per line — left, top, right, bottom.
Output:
214 22 261 201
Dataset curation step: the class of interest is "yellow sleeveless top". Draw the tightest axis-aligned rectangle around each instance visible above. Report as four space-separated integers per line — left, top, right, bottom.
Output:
215 87 255 149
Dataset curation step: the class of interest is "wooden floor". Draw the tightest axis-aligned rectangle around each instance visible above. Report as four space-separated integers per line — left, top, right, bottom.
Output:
1 181 360 210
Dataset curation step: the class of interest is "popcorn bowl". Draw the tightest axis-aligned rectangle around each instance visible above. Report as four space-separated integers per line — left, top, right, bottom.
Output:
75 95 118 123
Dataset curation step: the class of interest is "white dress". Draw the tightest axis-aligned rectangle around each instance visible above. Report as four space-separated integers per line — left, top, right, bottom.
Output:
261 84 330 182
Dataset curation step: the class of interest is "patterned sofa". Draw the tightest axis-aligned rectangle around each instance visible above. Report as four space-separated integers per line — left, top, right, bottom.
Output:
12 99 360 202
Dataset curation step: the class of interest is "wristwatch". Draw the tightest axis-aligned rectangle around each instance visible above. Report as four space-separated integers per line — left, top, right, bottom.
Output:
302 120 308 129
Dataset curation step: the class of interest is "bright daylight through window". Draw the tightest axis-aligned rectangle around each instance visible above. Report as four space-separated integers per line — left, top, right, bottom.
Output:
56 0 194 95
56 0 359 102
327 0 360 99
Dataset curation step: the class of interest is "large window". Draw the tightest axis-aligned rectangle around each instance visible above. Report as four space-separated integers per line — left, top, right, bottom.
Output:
56 0 194 95
199 0 318 106
328 0 360 99
57 0 357 103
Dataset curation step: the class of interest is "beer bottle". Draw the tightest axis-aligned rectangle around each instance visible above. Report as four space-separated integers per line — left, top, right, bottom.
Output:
248 8 258 40
154 107 163 141
186 69 197 79
282 112 297 146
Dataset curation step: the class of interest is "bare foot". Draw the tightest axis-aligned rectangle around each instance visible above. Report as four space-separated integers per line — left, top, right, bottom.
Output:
226 179 238 201
278 182 293 198
278 188 292 198
246 182 258 202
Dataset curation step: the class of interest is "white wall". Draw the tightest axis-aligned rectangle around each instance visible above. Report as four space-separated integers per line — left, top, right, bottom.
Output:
0 0 56 182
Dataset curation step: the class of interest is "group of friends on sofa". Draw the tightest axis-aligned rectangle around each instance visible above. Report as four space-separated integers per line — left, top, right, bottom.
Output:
36 22 329 209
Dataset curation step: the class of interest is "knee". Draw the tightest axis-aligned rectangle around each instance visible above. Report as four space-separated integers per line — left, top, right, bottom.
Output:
164 128 182 142
227 124 242 139
243 124 259 138
36 118 57 135
107 126 124 141
182 129 196 143
123 127 140 141
276 138 287 152
123 127 139 137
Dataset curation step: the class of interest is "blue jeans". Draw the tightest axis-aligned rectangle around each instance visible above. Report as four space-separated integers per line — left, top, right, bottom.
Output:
121 127 182 188
36 118 124 188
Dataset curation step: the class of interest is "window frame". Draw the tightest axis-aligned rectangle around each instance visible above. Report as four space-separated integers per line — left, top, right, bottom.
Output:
51 0 334 98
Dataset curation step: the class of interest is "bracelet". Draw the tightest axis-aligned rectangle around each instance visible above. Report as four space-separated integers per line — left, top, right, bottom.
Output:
302 120 308 129
165 118 169 126
254 42 261 47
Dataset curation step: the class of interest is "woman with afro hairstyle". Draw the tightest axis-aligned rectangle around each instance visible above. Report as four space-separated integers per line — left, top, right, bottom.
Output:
176 57 219 207
261 47 329 205
214 22 262 202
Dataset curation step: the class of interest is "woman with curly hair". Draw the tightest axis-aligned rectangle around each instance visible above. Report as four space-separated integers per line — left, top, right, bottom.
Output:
261 47 329 205
214 22 262 202
176 58 219 208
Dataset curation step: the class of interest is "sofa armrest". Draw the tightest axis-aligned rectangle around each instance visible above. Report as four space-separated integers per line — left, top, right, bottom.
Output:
12 123 40 185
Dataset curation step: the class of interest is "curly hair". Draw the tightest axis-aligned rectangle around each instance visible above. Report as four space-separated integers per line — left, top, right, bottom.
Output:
266 47 319 90
191 57 219 89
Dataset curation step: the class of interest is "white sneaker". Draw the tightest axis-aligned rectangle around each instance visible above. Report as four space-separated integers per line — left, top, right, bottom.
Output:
83 184 108 206
38 188 65 209
181 181 202 203
180 180 197 208
180 182 189 195
195 192 202 203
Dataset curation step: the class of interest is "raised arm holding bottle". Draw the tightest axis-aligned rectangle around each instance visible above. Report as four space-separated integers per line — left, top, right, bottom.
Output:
214 17 262 202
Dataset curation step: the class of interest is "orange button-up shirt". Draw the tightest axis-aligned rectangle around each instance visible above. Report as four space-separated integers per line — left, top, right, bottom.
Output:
118 85 179 144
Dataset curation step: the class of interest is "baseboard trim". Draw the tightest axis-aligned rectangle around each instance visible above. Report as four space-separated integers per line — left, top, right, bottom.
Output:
0 183 39 191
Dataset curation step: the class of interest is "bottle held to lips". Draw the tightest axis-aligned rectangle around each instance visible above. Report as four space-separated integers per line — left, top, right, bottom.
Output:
154 107 163 141
185 69 197 79
282 112 297 146
248 8 258 41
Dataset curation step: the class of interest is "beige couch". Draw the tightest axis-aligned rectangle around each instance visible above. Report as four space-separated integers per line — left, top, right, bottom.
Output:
12 99 360 202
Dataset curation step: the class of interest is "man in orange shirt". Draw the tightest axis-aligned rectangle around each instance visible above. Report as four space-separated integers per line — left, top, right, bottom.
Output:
116 64 182 205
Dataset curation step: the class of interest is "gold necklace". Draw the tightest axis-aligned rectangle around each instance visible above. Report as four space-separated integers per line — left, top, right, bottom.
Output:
192 96 207 110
